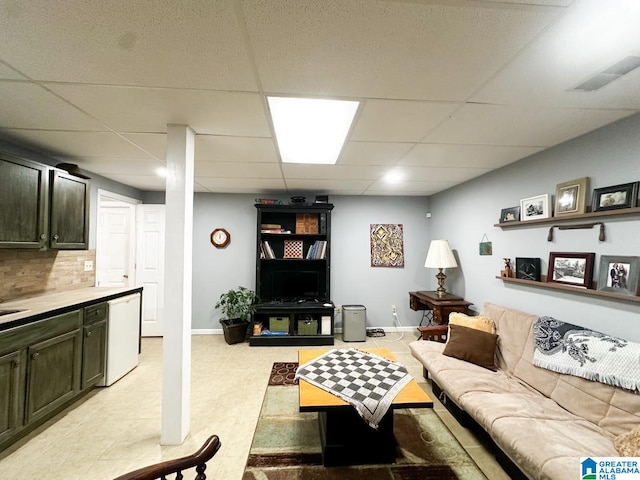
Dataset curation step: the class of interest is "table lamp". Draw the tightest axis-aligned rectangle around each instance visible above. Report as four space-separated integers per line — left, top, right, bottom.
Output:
424 240 458 298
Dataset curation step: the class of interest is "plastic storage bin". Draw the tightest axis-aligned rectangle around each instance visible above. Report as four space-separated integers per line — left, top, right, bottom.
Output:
269 316 290 333
342 305 366 342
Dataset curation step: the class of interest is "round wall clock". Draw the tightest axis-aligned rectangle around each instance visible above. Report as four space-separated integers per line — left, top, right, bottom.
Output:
210 228 231 248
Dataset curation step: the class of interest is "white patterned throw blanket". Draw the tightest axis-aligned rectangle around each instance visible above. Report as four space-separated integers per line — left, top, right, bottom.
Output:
533 316 640 393
295 348 411 428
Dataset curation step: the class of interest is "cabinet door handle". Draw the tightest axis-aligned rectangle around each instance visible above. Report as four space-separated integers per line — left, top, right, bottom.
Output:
123 274 129 279
52 234 59 240
40 233 46 240
13 358 21 368
32 352 39 360
86 330 92 337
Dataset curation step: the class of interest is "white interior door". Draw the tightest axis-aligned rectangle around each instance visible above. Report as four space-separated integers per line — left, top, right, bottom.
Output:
96 200 136 287
136 204 166 337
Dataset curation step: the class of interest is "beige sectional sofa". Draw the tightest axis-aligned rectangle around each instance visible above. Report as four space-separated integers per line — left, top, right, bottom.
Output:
409 302 640 480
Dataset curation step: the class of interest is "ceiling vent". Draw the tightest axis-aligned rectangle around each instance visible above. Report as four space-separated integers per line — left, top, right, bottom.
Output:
571 56 640 92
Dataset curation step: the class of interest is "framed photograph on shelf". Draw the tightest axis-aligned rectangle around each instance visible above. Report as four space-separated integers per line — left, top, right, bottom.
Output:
499 206 520 223
515 257 541 281
547 252 595 289
554 177 588 216
591 182 639 212
520 194 551 221
597 255 640 296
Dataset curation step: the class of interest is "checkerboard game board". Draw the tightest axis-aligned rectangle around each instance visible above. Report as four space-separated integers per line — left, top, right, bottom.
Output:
295 348 411 428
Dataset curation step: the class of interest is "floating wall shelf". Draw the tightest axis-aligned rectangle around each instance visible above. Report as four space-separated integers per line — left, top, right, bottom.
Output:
496 276 640 305
494 206 640 228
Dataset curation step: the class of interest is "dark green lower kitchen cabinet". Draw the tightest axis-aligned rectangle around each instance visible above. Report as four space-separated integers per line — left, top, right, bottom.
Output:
0 308 89 452
25 328 82 425
81 320 106 389
0 349 26 445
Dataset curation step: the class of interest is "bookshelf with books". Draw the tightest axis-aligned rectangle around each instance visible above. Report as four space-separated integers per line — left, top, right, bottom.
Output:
251 203 334 346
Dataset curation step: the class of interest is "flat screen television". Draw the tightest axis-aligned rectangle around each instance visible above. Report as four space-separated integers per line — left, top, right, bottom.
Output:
270 270 322 301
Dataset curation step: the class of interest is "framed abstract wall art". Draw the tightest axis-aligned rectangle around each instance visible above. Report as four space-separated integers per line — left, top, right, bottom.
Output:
370 224 404 268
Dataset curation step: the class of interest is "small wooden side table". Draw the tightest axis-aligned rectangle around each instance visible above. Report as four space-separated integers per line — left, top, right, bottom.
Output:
409 291 473 340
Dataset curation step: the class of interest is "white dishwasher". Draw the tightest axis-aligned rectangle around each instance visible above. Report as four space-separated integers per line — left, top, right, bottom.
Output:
101 293 141 386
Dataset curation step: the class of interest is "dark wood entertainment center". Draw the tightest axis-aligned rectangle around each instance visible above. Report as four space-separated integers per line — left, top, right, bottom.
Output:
250 203 335 346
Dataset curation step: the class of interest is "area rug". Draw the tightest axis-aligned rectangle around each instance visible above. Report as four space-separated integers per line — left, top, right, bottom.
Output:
268 362 299 386
242 383 488 479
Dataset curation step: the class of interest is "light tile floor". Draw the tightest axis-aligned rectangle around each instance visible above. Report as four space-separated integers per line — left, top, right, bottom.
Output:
0 332 511 480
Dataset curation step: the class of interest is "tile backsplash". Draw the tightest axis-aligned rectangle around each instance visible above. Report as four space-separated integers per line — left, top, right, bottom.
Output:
0 250 96 301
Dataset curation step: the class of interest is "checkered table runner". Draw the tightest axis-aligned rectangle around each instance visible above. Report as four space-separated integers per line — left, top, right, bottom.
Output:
295 348 411 428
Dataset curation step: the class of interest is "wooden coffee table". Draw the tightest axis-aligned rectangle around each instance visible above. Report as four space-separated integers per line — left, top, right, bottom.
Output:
298 347 433 466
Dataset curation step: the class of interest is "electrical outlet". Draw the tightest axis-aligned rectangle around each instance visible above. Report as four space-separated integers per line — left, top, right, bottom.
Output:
84 260 94 272
335 305 342 313
391 304 397 313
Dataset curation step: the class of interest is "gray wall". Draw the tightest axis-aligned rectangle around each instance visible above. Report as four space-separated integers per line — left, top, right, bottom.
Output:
190 194 431 331
428 113 640 341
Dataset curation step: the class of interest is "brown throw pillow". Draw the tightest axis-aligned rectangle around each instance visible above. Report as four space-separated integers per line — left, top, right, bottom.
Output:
442 323 499 371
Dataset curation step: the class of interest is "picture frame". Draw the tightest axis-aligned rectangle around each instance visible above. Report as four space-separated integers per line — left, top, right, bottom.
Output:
554 177 588 216
520 194 551 221
499 206 520 223
547 252 595 289
591 182 639 212
515 257 541 281
597 255 640 296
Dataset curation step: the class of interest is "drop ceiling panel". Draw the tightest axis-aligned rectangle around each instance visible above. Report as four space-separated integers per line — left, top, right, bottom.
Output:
339 142 413 166
366 180 457 196
285 179 372 194
195 162 281 178
350 100 459 143
0 1 257 91
243 0 562 99
282 164 386 180
426 103 634 147
394 166 492 183
197 177 286 191
472 0 640 108
0 83 105 131
49 85 272 137
0 64 25 80
122 133 166 160
399 144 544 168
196 136 279 163
0 130 154 158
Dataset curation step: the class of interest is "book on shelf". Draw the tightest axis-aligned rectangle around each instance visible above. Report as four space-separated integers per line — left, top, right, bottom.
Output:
262 240 276 259
305 240 326 259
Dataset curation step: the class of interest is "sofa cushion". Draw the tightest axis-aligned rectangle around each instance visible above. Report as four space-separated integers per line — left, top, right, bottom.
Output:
482 303 640 437
442 324 499 370
491 416 618 480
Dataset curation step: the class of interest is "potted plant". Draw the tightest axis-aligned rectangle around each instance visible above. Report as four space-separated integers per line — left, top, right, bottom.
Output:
215 286 258 345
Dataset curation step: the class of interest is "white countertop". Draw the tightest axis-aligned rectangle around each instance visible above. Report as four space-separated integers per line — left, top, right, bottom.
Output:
0 286 142 329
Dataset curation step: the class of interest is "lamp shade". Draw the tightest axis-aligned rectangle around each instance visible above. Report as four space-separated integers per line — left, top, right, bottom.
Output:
424 240 458 269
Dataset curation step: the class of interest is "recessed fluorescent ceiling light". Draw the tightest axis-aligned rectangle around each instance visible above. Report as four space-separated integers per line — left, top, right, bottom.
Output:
268 97 359 165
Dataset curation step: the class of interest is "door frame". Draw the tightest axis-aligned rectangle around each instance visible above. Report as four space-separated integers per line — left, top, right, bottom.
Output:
96 189 141 287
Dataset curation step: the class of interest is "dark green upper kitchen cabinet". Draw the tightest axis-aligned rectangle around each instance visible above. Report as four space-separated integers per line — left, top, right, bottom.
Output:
0 154 89 250
49 170 90 249
0 154 49 249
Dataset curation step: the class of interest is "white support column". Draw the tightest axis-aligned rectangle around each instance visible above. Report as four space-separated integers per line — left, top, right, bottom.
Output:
161 124 195 445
